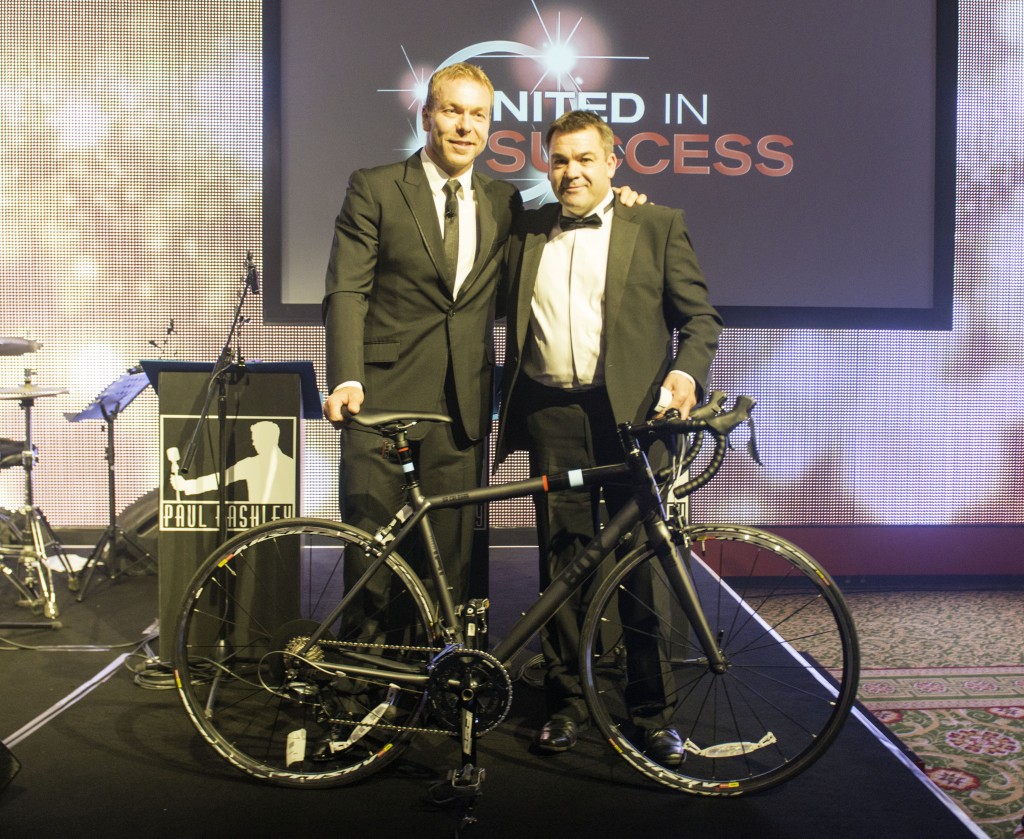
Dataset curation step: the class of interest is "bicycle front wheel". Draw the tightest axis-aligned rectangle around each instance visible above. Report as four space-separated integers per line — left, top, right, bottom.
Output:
580 524 859 795
173 518 439 788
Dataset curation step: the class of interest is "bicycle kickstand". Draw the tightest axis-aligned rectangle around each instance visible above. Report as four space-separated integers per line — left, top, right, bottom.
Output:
439 600 489 834
444 687 485 834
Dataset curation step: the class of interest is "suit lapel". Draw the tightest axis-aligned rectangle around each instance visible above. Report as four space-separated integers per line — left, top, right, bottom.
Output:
458 172 498 297
605 203 640 336
515 204 561 349
395 155 452 295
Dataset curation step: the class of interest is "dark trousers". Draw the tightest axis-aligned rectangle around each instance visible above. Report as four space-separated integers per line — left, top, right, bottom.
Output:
518 378 675 729
339 407 483 638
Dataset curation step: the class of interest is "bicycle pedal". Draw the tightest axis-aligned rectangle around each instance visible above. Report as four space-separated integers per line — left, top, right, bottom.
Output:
447 763 485 791
310 727 348 763
310 741 338 763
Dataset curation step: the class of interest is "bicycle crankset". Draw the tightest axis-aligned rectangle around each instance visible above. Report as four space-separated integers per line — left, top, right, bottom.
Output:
426 647 513 734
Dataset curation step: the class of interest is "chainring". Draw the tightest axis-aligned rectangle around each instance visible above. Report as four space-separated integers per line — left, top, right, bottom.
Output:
426 648 513 734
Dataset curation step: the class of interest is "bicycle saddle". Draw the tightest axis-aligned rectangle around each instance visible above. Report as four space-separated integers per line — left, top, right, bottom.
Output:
349 409 452 429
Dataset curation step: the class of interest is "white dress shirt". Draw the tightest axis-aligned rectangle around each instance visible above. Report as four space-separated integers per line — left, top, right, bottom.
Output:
523 192 615 389
420 149 477 299
521 191 695 400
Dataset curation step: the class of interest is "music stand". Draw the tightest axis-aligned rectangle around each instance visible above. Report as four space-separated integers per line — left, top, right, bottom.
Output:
68 368 155 600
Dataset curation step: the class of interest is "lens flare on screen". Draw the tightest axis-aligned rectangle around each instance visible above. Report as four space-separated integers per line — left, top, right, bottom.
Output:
513 4 617 90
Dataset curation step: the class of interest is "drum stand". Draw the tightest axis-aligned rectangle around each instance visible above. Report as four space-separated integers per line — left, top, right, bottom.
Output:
0 373 78 627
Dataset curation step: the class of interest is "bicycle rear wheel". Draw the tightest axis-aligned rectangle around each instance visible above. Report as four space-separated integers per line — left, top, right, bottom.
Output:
173 518 439 788
580 524 859 795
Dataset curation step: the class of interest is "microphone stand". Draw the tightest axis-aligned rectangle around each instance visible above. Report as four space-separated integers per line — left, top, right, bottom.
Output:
173 252 258 692
179 252 259 547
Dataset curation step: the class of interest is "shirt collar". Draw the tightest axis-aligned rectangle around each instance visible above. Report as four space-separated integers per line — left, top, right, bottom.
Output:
420 148 472 194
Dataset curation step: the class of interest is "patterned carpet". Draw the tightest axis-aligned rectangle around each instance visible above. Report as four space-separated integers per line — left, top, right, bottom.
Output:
842 590 1024 839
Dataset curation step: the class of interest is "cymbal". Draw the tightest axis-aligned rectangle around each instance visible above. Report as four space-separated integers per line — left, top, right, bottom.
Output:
0 337 41 356
0 384 68 400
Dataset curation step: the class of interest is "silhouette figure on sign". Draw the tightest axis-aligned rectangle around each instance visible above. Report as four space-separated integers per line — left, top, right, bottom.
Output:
168 420 295 505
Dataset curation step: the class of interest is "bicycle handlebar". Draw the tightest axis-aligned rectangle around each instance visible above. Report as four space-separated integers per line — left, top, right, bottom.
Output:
344 393 755 505
621 393 756 501
625 393 754 441
688 389 728 421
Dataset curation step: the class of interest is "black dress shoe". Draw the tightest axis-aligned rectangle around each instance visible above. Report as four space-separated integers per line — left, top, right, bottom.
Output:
644 727 684 767
533 718 578 753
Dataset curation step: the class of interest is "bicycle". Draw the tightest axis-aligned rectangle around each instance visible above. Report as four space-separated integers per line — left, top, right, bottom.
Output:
172 394 859 812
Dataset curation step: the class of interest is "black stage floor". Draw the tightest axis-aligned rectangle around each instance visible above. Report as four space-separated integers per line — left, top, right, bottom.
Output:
0 556 985 839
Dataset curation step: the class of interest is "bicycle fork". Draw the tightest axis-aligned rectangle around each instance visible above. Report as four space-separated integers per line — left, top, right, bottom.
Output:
622 424 729 675
645 517 729 674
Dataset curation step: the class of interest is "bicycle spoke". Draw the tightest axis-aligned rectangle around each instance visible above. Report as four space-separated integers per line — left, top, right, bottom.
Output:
173 518 439 788
581 525 859 795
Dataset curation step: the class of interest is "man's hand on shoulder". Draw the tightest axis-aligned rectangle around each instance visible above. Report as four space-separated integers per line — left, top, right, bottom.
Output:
613 185 649 207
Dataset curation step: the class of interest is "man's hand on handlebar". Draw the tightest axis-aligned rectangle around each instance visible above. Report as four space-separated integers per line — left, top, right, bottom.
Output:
323 385 364 429
654 374 698 419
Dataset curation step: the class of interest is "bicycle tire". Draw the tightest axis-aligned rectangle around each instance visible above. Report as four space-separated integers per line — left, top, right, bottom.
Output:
580 524 859 795
173 517 439 788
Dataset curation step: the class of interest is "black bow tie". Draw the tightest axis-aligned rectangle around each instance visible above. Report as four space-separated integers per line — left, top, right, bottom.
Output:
559 213 602 231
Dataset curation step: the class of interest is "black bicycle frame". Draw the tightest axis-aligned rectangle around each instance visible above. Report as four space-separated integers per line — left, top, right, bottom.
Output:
304 419 728 679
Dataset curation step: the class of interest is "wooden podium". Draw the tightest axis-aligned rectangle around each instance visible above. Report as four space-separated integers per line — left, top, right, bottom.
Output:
141 360 321 661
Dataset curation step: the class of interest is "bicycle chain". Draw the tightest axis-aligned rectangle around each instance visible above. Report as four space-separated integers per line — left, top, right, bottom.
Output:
319 638 448 655
288 637 464 737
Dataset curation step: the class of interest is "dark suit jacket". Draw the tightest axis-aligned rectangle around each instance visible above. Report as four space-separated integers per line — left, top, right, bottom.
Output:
496 200 723 462
323 153 522 442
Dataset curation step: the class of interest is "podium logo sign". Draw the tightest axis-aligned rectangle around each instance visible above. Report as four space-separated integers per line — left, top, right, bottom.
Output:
160 416 297 532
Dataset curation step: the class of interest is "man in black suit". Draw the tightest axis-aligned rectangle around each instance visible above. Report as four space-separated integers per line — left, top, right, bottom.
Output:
323 66 642 617
496 110 723 761
322 63 519 611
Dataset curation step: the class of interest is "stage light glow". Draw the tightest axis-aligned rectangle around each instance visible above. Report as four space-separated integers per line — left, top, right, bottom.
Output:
195 54 262 170
301 448 337 515
0 0 1021 531
541 40 578 82
53 98 108 148
1002 1 1024 46
67 345 127 406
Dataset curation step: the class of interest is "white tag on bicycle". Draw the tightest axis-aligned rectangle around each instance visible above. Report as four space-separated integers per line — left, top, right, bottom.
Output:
285 728 307 766
330 684 399 753
567 469 584 488
683 732 777 759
